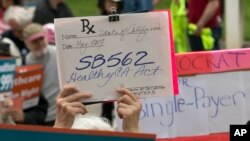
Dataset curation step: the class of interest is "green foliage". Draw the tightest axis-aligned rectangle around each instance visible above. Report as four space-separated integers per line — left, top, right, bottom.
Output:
242 0 250 40
65 0 99 16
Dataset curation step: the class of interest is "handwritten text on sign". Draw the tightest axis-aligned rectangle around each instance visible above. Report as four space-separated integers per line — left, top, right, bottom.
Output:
176 48 250 76
55 12 175 102
116 73 248 138
116 48 250 138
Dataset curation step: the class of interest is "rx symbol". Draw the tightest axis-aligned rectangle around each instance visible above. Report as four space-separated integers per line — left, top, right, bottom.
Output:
80 19 96 34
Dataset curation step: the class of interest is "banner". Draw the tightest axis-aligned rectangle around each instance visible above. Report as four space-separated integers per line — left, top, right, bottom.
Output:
55 11 178 102
116 49 250 139
12 64 44 109
176 48 250 76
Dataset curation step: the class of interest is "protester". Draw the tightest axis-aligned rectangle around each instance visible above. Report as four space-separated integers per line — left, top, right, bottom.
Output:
0 0 22 34
187 0 222 51
21 23 60 126
54 85 141 132
33 0 73 25
1 6 32 65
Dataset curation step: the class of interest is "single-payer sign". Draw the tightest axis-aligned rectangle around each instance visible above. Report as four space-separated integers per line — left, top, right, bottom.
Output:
55 11 177 102
116 48 250 139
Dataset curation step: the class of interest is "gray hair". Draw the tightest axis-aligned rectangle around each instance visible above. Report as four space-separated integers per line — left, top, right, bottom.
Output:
4 6 33 28
71 114 114 131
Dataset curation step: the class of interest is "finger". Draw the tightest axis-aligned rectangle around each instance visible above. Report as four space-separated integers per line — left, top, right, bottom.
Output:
10 111 20 117
10 110 19 115
63 92 92 103
116 87 137 102
117 107 129 119
59 85 79 98
60 103 87 116
118 102 130 109
117 107 123 119
118 95 135 105
10 111 16 116
71 107 87 115
68 102 88 113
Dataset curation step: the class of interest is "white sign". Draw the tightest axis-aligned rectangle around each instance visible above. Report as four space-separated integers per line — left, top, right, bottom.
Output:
116 71 250 138
55 12 176 102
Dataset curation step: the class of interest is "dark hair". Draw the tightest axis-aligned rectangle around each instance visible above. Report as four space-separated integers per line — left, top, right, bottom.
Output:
13 0 22 5
97 0 124 15
0 0 22 8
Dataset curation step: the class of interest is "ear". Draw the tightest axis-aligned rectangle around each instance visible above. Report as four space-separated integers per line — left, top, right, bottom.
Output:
24 41 33 50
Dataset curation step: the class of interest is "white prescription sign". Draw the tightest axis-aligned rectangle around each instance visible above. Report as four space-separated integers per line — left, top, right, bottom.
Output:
55 11 175 102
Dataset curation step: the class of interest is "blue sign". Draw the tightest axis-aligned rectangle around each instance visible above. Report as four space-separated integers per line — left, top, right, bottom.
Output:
0 58 16 93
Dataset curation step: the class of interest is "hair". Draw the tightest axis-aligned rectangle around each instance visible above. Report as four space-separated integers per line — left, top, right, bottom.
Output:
13 0 22 5
3 6 33 28
23 23 44 40
71 114 114 131
97 0 124 15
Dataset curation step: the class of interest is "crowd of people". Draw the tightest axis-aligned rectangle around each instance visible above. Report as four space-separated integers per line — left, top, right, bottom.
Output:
0 0 224 132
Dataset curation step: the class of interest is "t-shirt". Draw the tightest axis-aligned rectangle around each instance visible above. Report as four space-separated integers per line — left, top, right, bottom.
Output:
188 0 221 27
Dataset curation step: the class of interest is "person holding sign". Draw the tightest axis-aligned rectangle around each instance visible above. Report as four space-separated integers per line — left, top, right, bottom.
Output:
54 85 141 133
187 0 222 51
21 23 60 126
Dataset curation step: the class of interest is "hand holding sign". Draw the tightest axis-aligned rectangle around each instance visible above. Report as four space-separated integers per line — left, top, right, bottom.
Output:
55 11 177 102
54 84 141 132
54 85 91 128
117 87 142 133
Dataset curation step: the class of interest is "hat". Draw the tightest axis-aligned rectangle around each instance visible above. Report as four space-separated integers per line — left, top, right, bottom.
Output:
43 23 55 45
23 23 45 43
